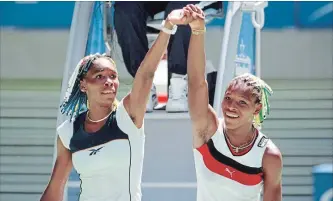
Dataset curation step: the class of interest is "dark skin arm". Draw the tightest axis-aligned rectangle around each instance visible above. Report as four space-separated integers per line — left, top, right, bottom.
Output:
186 4 219 148
123 23 173 129
40 137 73 201
262 142 283 201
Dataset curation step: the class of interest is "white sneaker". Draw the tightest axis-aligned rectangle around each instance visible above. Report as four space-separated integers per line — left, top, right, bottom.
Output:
146 84 158 113
166 73 188 113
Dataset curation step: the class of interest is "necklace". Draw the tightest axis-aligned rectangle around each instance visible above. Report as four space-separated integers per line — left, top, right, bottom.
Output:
224 127 256 153
87 109 113 123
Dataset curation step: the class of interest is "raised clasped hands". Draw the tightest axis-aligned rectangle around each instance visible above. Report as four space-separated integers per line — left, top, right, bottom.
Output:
166 4 205 30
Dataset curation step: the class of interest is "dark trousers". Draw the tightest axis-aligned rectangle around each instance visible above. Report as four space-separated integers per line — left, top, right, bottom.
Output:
114 1 216 106
114 1 198 77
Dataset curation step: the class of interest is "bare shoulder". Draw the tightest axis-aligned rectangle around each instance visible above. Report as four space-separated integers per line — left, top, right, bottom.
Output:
263 141 283 171
261 140 283 201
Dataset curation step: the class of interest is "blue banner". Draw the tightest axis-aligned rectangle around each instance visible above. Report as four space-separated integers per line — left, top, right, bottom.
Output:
85 2 106 55
0 1 75 29
1 2 331 29
297 2 333 28
235 13 255 76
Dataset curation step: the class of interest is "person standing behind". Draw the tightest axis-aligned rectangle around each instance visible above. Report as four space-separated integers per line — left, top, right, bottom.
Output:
114 1 198 113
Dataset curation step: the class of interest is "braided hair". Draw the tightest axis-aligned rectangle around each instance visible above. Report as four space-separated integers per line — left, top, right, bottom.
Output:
228 73 273 130
60 53 118 121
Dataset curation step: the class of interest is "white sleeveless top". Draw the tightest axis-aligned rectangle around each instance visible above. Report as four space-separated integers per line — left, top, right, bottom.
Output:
57 98 145 201
193 119 270 201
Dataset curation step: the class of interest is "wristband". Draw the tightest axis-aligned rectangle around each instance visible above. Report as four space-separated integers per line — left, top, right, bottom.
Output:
161 20 177 35
192 27 206 35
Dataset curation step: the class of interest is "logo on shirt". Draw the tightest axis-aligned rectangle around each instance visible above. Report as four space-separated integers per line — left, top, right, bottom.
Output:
257 136 269 148
89 147 104 156
225 168 236 177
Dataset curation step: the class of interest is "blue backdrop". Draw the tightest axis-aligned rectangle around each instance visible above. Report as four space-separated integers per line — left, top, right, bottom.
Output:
0 2 332 29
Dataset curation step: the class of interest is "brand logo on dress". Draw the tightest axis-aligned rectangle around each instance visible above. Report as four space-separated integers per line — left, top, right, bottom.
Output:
89 147 104 156
258 136 269 148
225 168 236 177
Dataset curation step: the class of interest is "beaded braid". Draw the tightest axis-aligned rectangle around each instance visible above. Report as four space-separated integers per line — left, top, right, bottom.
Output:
60 53 118 121
230 73 273 130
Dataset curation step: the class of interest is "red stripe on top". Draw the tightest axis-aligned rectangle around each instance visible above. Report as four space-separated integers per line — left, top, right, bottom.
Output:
197 144 263 186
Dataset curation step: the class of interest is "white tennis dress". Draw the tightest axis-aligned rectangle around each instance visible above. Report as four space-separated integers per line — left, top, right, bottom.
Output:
193 119 271 201
57 98 145 201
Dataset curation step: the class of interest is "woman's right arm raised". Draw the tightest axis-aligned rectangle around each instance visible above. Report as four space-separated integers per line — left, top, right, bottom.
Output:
186 5 219 148
40 136 73 201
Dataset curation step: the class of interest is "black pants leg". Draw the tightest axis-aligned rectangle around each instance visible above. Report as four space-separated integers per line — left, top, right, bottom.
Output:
164 1 199 76
114 2 149 78
207 71 217 107
114 2 169 78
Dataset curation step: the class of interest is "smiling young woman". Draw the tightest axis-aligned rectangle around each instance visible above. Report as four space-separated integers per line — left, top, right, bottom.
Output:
185 3 283 200
39 5 202 201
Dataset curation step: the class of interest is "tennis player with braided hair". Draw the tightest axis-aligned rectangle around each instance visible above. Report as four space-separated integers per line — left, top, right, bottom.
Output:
184 4 283 201
40 6 201 201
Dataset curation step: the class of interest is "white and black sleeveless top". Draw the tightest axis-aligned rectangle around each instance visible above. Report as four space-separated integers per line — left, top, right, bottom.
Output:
57 99 145 201
193 119 271 201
